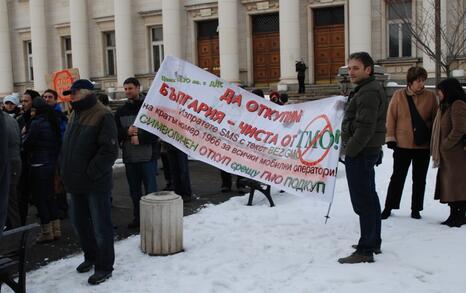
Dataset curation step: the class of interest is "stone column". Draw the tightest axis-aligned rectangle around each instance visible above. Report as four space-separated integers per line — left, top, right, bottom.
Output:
278 0 300 87
29 0 48 91
0 0 13 95
349 0 372 53
114 0 134 86
162 0 182 58
218 0 239 83
70 0 90 78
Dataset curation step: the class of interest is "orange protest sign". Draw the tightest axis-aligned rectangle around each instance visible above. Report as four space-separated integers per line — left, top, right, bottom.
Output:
46 68 80 102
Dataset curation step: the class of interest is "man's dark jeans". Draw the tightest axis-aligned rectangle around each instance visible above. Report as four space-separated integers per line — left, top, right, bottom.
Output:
167 148 192 199
345 150 382 254
69 191 115 272
124 160 157 221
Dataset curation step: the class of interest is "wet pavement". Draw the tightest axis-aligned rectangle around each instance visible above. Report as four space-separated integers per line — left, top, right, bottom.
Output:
25 159 247 272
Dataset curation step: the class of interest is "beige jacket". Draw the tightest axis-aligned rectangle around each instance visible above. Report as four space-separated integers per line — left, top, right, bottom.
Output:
386 88 438 149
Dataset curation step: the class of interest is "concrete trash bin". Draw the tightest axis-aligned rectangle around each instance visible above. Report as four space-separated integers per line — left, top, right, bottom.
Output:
140 191 183 255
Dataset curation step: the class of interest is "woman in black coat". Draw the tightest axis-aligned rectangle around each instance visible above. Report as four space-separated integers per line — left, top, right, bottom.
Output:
23 98 61 242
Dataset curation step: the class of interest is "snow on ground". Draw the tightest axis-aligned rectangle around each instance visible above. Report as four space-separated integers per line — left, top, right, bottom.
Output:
15 146 465 293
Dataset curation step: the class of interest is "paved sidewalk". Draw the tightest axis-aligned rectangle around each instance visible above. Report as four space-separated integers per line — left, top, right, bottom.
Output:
25 160 247 271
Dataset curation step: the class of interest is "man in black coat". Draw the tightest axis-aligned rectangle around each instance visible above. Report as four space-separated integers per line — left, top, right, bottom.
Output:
60 80 118 285
0 111 10 237
296 60 307 94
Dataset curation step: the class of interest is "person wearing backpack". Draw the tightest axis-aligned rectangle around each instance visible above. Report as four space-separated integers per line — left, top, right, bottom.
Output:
381 67 438 220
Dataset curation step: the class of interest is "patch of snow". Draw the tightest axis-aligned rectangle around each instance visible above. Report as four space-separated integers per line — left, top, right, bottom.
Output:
16 146 463 293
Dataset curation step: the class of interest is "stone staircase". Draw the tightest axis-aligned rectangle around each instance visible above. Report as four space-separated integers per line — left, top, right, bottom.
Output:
245 83 341 103
108 99 126 113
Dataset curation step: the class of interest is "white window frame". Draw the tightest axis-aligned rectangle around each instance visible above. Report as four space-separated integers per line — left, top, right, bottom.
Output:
386 0 413 58
150 26 164 72
104 31 117 76
62 36 73 69
25 40 33 81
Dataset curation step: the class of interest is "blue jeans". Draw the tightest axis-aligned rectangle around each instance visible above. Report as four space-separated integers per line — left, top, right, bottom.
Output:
345 150 382 254
167 148 192 199
69 191 114 272
125 160 157 221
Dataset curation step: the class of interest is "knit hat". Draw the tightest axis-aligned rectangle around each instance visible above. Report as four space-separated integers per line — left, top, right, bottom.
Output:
3 93 19 106
269 91 280 102
62 79 94 95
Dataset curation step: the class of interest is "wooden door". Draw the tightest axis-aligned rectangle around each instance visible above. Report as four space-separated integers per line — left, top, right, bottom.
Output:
197 20 220 76
313 6 345 84
253 32 280 85
252 13 280 86
198 38 220 76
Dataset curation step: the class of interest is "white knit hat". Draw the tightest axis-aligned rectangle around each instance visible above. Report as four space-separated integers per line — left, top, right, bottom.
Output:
3 93 20 106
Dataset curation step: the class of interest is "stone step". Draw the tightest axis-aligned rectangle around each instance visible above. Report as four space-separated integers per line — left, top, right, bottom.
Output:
108 99 126 112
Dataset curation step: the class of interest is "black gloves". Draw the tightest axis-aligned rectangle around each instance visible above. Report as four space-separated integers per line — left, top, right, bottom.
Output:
387 141 397 150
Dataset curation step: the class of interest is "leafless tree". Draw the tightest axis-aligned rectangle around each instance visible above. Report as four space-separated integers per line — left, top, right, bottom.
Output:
384 0 466 83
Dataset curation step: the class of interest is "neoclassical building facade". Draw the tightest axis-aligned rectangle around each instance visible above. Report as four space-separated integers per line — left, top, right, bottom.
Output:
0 0 459 97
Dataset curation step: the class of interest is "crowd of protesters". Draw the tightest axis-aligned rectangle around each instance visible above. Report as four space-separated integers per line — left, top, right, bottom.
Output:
0 60 465 282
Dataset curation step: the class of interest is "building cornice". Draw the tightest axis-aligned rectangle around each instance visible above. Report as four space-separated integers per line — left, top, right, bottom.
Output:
16 27 31 33
93 15 115 24
241 0 279 12
138 10 162 18
185 2 218 19
54 22 70 29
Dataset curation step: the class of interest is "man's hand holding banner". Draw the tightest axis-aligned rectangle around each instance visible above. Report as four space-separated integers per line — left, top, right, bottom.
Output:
135 56 346 202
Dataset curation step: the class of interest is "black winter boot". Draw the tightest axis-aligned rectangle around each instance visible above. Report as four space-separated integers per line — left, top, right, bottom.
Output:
446 206 464 228
441 205 455 225
381 208 391 220
88 271 112 285
411 210 421 219
460 205 466 225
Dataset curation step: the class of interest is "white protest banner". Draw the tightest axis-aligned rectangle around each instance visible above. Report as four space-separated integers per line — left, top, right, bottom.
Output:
135 56 347 202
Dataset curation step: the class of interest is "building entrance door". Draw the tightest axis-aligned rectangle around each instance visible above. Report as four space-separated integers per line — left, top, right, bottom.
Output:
197 19 220 76
252 13 280 86
313 6 345 84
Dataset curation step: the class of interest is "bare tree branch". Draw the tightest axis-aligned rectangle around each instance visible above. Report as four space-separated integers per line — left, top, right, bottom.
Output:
383 0 466 78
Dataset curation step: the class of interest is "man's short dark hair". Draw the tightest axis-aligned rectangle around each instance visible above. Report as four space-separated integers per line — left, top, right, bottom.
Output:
406 67 428 85
24 89 41 100
349 52 375 76
43 89 58 100
123 77 140 87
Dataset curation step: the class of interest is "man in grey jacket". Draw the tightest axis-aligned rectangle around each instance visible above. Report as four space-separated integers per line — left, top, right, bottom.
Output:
338 52 388 264
114 77 159 229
